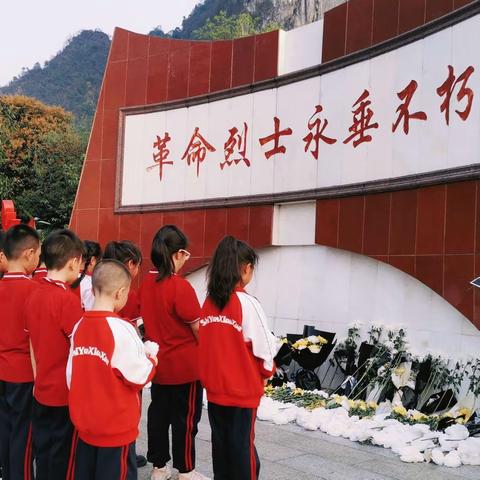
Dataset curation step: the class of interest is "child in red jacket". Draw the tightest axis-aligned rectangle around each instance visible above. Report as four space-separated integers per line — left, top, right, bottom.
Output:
103 240 142 325
67 260 158 480
24 229 84 480
139 225 208 480
199 236 278 480
0 224 41 479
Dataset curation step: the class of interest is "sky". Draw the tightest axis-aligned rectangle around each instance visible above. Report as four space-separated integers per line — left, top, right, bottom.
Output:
0 0 201 87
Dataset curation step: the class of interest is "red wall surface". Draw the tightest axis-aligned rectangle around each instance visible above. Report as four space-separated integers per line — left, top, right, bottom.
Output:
71 0 479 327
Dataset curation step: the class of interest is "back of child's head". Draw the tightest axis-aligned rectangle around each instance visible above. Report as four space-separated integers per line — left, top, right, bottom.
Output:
70 240 102 289
207 236 258 310
42 229 85 270
84 241 102 265
4 224 40 261
151 225 188 281
104 240 142 266
92 259 131 297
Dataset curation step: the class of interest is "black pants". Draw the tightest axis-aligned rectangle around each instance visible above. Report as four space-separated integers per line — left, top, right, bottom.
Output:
147 381 202 473
72 438 136 480
32 399 75 480
0 381 34 480
208 402 260 480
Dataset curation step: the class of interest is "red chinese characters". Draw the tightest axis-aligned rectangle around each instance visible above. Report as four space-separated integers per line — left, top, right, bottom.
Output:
437 65 475 125
181 127 216 177
392 80 427 134
303 105 337 160
221 123 250 170
344 89 379 147
147 133 172 181
259 117 293 159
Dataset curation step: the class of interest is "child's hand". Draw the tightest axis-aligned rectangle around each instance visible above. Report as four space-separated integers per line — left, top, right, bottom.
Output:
144 341 159 363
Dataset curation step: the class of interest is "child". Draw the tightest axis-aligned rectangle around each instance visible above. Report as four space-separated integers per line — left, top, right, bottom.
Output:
70 240 102 310
198 236 278 480
24 229 84 480
103 240 147 469
67 259 158 480
0 230 8 278
0 224 41 479
103 240 142 323
139 225 208 480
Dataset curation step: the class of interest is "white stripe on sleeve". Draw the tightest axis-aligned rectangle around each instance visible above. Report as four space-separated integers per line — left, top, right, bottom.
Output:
237 292 278 373
106 316 154 387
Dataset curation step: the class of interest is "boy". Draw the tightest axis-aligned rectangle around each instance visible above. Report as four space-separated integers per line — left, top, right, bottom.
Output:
67 260 158 479
24 229 84 480
0 224 40 479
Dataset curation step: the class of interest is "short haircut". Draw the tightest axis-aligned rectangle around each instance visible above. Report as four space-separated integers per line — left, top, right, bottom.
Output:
42 229 85 270
0 230 5 252
92 259 131 296
4 224 40 260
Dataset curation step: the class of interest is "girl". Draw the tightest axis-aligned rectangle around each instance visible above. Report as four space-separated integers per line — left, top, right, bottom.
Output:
139 225 208 480
103 240 142 323
199 236 277 480
70 240 102 309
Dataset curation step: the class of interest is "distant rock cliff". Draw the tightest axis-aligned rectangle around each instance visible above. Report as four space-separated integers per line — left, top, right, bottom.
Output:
244 0 346 30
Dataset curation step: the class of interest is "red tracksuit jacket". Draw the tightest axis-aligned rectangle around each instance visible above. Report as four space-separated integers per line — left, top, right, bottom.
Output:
199 288 278 408
67 310 156 447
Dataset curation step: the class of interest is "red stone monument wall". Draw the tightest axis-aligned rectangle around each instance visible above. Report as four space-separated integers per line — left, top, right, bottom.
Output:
71 0 480 327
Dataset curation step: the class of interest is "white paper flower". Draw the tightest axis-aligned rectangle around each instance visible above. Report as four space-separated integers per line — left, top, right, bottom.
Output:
444 450 462 468
308 345 321 354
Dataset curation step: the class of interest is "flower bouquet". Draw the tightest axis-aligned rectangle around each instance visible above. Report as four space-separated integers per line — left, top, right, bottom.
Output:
292 335 329 370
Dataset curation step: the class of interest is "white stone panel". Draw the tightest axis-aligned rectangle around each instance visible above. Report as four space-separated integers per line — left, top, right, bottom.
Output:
187 245 480 358
272 201 316 246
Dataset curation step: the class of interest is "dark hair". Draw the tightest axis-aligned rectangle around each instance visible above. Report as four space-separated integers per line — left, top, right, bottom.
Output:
92 259 131 295
207 236 258 310
4 224 40 260
104 240 142 266
71 240 102 289
42 229 85 271
151 225 188 281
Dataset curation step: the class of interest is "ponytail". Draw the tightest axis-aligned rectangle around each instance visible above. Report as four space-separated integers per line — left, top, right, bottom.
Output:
207 236 258 310
104 240 142 266
151 225 188 281
71 240 102 289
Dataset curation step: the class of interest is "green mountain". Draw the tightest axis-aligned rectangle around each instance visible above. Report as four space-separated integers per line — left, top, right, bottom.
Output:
0 30 110 134
0 1 331 135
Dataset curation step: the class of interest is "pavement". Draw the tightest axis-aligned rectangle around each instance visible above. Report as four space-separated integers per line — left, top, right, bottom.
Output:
137 389 479 480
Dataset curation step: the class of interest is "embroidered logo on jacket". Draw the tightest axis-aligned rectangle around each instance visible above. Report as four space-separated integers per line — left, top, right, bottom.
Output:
200 315 242 332
72 346 110 365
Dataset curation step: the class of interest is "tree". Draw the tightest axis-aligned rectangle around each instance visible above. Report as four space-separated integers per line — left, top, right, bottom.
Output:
192 11 279 40
0 95 85 231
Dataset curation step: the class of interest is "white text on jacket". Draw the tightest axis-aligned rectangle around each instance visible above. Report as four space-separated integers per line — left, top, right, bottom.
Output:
200 315 242 332
72 346 110 365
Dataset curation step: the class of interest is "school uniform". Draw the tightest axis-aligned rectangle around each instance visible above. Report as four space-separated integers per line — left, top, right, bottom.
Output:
0 273 38 480
119 288 140 323
31 267 48 282
199 288 278 480
24 277 83 480
139 271 202 473
67 310 156 480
